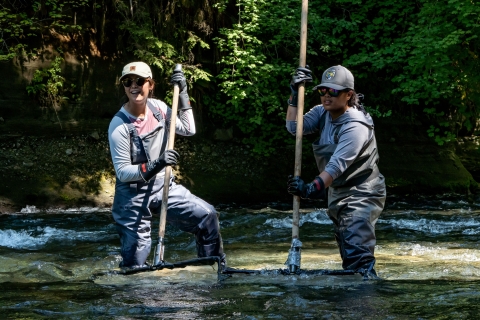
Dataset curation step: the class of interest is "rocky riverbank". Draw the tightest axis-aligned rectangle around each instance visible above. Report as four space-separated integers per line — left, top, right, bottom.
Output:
0 117 478 214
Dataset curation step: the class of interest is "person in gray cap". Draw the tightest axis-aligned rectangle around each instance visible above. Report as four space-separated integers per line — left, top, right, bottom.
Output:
108 61 226 270
285 65 386 279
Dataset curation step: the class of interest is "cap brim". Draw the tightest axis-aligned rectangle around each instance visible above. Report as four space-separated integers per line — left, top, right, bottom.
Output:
317 82 348 90
119 72 150 81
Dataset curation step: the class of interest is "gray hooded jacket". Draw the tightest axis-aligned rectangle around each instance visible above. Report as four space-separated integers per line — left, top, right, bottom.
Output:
286 105 379 187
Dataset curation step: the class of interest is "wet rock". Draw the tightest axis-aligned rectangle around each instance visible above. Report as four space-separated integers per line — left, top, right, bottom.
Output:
90 131 100 140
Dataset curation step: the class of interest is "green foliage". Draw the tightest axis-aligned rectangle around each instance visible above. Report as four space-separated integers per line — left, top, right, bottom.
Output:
0 0 87 60
210 0 305 155
427 125 456 146
339 0 480 142
26 55 66 127
365 106 392 119
113 0 213 103
3 0 480 152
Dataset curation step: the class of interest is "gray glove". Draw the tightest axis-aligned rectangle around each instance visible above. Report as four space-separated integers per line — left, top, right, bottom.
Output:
170 69 191 110
139 149 180 182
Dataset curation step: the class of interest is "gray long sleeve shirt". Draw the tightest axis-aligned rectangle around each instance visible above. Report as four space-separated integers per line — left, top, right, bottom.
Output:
108 98 195 183
286 105 375 180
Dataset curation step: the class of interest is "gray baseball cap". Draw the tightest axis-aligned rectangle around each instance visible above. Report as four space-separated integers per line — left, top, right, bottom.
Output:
316 65 354 90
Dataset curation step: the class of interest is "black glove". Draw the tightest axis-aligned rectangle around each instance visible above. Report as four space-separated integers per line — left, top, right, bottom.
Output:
287 175 325 199
287 66 313 107
139 149 180 182
170 70 191 110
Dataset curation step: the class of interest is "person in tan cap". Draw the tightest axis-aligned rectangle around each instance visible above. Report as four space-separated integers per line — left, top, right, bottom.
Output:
285 65 386 279
108 61 226 270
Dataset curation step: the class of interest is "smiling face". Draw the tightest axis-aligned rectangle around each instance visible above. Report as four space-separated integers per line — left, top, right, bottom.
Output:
321 89 353 120
123 76 153 107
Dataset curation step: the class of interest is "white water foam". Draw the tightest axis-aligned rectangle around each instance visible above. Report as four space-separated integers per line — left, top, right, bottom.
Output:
0 229 50 249
20 205 39 213
380 217 480 234
15 206 111 214
395 243 480 262
462 228 480 235
0 226 111 249
264 210 331 229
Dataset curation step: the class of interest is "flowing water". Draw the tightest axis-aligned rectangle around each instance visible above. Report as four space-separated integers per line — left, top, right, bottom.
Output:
1 194 480 319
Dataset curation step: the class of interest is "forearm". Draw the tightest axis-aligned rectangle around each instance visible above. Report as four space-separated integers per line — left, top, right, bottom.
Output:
176 109 196 136
286 105 298 121
114 161 143 182
286 105 324 135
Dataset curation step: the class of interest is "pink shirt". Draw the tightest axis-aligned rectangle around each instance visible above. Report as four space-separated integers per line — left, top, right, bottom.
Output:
121 105 166 135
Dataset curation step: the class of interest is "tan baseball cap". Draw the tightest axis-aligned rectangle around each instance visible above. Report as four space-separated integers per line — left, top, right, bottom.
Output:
120 62 152 80
316 65 354 90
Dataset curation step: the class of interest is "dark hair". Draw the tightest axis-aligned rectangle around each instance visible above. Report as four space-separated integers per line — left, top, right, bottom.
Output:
147 78 156 98
347 90 366 114
118 78 156 107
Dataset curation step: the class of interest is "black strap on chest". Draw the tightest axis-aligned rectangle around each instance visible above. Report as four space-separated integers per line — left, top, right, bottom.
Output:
318 111 342 144
114 111 138 139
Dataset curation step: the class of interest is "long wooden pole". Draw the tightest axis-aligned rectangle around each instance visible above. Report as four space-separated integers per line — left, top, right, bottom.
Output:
293 0 308 240
287 0 308 273
293 0 308 239
153 64 182 266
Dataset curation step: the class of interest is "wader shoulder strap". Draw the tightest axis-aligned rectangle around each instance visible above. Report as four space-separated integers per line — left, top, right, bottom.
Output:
318 111 342 143
146 99 164 122
114 111 141 177
318 111 327 133
114 111 138 139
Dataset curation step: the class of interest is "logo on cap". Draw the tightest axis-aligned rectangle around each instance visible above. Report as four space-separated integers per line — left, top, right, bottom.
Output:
325 69 335 80
130 66 136 71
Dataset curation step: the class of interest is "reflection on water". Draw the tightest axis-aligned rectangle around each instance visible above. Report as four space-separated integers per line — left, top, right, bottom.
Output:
1 194 480 318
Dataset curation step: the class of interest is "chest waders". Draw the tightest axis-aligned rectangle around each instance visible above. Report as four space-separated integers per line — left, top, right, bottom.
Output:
313 111 386 275
112 101 225 269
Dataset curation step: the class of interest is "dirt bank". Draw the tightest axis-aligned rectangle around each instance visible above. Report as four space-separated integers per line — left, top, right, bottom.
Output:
0 118 478 214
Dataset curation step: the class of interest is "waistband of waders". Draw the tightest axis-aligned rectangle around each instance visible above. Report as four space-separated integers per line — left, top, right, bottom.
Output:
129 172 166 193
337 165 380 188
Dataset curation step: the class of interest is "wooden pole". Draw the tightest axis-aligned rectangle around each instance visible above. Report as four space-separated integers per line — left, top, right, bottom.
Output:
286 0 308 273
292 0 308 241
153 64 182 265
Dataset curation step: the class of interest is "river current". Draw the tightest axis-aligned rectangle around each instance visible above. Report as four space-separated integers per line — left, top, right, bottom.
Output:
1 194 480 319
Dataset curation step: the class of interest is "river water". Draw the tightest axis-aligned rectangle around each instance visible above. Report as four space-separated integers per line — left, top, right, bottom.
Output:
1 194 480 319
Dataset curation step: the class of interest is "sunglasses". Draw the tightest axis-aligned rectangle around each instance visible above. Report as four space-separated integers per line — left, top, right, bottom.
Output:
317 87 348 97
121 77 149 87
